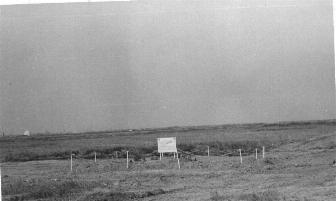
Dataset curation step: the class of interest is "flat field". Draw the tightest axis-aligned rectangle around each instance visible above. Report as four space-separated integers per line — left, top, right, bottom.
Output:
1 120 336 201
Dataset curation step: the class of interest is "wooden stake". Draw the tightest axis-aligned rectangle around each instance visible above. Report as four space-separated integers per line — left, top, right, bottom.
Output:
255 148 258 160
94 152 97 163
126 151 129 169
207 146 210 157
70 153 73 172
262 146 265 159
176 152 180 169
239 149 242 164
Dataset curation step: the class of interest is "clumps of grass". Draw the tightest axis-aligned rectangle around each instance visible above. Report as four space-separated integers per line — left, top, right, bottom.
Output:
80 189 166 201
5 178 97 201
83 192 137 201
234 190 310 201
2 145 157 162
3 150 77 162
326 141 336 149
82 146 155 161
29 180 84 199
237 190 281 201
263 157 277 165
210 191 231 201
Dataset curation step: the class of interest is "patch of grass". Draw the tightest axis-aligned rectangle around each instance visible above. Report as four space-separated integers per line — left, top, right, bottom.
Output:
2 120 333 163
263 157 278 165
4 178 97 200
80 189 166 201
235 190 317 201
210 191 231 201
326 141 336 149
179 140 272 156
236 190 281 201
2 140 273 162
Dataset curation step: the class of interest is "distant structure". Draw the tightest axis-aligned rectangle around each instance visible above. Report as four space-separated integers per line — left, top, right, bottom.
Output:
23 130 30 136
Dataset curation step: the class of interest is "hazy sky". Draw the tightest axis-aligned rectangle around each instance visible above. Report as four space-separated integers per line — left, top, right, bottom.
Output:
1 0 335 135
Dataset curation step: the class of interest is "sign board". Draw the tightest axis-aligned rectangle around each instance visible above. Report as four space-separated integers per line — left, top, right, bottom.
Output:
157 137 177 153
23 130 30 136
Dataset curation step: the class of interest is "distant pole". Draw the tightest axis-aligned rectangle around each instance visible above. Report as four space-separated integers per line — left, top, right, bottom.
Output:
126 151 129 169
176 152 180 169
207 146 210 157
94 152 97 163
239 149 242 164
262 146 265 159
255 148 258 160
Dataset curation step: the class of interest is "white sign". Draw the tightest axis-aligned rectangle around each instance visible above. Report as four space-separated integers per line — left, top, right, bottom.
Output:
157 137 177 153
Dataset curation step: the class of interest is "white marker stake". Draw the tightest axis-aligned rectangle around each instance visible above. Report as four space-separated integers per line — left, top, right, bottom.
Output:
94 152 97 163
176 152 180 169
126 151 129 169
70 153 73 172
239 149 242 164
255 148 258 160
207 146 210 157
262 146 265 159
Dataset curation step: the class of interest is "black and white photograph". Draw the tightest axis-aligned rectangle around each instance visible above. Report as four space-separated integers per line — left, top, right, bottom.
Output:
0 0 335 200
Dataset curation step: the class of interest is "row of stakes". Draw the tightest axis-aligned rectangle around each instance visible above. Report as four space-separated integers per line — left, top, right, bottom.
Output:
70 151 180 171
0 147 267 200
69 146 266 172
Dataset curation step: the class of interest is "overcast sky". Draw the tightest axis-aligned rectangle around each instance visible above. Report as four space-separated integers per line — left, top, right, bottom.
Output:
1 0 335 135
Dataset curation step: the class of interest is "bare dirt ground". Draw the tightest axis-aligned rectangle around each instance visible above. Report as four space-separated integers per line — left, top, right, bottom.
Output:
1 122 336 201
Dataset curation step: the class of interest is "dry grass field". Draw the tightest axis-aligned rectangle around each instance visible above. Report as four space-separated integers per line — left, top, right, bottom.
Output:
1 120 336 201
